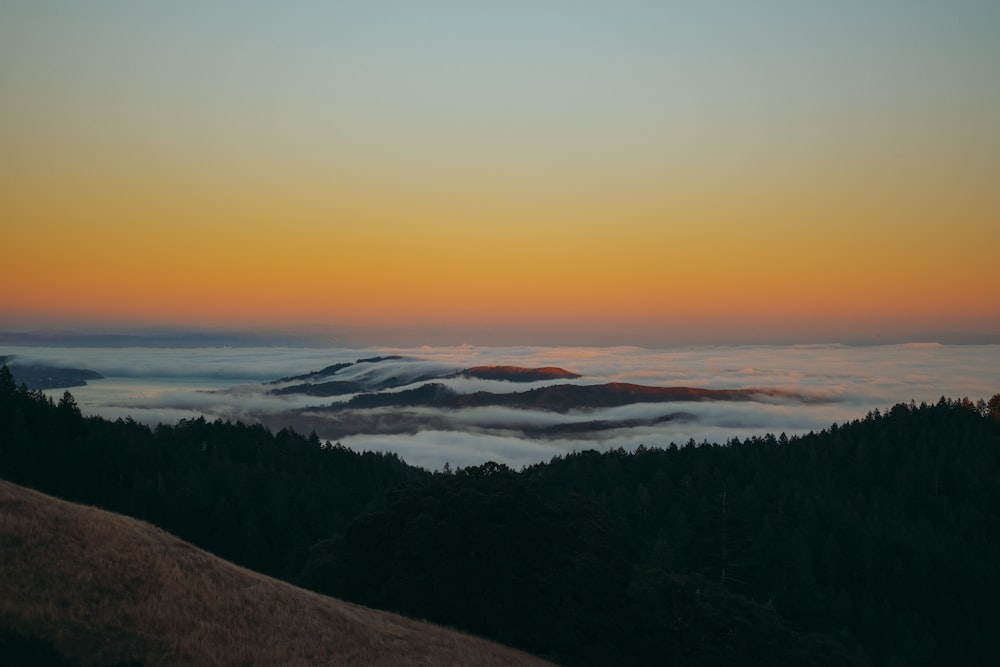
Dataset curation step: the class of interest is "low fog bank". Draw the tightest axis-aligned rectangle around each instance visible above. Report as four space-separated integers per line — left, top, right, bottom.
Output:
3 343 997 469
0 345 354 381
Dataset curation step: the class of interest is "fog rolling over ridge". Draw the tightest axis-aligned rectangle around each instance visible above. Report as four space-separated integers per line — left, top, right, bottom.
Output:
3 343 997 470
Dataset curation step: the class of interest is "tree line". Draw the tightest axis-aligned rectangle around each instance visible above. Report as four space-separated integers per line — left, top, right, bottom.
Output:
2 364 999 666
0 365 424 580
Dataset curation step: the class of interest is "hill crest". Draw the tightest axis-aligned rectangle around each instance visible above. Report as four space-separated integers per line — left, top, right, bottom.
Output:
0 480 556 667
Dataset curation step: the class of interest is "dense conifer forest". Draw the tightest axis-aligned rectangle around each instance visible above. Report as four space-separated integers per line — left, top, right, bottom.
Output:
2 364 998 666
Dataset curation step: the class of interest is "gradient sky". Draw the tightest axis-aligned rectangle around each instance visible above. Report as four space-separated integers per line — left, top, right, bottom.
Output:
3 1 999 344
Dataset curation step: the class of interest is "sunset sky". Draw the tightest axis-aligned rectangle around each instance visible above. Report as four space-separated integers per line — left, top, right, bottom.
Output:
3 2 998 345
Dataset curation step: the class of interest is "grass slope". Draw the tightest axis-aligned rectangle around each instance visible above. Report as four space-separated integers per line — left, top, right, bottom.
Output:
0 480 556 667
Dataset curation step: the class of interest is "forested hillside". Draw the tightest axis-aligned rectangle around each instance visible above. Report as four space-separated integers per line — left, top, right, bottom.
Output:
0 365 426 580
523 398 1000 665
2 364 998 666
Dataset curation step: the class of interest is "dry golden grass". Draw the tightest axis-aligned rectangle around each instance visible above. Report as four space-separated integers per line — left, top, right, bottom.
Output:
0 480 557 666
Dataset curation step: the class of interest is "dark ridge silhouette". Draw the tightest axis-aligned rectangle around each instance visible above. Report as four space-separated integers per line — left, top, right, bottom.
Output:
264 409 697 441
522 412 694 438
269 357 581 397
268 356 446 394
271 380 364 396
356 355 407 364
0 355 104 390
452 365 581 382
326 381 829 413
269 356 408 385
268 361 356 384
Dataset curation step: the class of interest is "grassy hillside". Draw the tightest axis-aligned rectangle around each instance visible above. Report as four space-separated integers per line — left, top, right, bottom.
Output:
0 480 556 667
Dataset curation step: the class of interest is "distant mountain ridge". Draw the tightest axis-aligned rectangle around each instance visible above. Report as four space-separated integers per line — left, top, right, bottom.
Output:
262 355 831 440
0 355 103 390
269 356 582 396
325 381 826 413
457 365 581 381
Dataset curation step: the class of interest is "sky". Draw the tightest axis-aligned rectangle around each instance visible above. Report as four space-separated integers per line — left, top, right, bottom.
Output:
3 2 999 345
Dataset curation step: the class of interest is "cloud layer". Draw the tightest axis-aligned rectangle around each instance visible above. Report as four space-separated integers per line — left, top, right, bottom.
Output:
3 343 997 470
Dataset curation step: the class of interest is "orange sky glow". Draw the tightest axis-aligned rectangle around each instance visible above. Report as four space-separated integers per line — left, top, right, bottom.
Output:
3 3 998 345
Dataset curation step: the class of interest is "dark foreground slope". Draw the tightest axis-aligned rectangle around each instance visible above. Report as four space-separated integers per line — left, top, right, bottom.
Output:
302 397 1000 667
302 466 865 667
3 364 998 666
518 397 1000 666
0 479 556 667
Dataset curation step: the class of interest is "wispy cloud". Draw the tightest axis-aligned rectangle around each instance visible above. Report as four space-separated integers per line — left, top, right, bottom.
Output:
3 343 997 469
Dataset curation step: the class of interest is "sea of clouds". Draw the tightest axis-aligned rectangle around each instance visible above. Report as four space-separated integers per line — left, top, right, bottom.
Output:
3 343 997 470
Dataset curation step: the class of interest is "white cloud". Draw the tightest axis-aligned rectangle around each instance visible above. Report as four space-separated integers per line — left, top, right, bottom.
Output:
5 342 997 470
